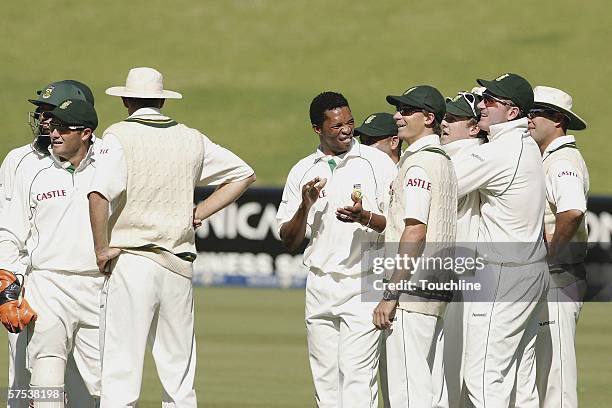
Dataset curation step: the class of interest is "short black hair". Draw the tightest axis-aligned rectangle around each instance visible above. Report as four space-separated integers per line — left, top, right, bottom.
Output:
309 91 349 127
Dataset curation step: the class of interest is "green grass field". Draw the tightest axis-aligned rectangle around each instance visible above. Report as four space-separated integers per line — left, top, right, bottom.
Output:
1 1 611 192
1 287 610 407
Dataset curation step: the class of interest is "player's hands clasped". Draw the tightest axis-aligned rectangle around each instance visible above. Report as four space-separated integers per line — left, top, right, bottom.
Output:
301 177 327 209
372 299 398 330
95 247 122 275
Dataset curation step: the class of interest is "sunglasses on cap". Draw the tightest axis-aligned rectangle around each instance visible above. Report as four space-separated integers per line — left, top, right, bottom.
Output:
396 105 423 117
527 108 567 121
482 92 516 108
49 121 86 133
457 91 479 118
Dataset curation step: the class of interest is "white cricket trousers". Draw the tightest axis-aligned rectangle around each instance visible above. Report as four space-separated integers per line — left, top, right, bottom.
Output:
305 270 380 408
23 270 104 408
535 279 586 408
443 300 468 408
462 262 549 408
99 253 197 408
384 309 447 408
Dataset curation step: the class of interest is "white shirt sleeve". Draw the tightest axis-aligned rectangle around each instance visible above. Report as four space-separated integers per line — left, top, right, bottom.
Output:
546 160 587 213
88 134 127 202
0 172 31 273
453 144 501 198
403 166 432 224
198 135 254 186
276 166 302 234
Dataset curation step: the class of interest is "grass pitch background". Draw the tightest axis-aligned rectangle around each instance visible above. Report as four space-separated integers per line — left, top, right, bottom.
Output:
1 0 611 193
1 1 612 406
0 288 611 407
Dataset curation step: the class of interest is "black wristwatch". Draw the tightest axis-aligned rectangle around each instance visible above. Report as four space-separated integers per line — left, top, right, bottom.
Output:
382 289 400 301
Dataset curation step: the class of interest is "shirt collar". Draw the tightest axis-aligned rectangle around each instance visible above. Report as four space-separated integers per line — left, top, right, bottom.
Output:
443 137 484 157
49 135 99 171
487 118 528 142
313 138 360 163
128 107 169 119
406 134 440 153
543 135 576 156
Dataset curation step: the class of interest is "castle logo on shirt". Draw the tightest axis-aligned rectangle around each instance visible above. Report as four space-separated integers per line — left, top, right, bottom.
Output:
36 189 67 201
558 170 579 178
406 178 431 191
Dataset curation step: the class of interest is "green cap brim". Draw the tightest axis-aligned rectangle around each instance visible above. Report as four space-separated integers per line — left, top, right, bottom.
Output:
476 79 507 99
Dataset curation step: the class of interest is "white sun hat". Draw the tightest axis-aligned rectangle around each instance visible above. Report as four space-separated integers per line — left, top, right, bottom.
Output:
532 86 587 130
105 67 182 99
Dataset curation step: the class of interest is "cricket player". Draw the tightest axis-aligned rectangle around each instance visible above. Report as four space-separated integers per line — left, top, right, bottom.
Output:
0 99 102 407
277 91 396 407
452 73 549 407
354 112 402 164
88 67 255 407
353 111 400 407
372 85 457 408
0 81 97 408
440 91 485 408
527 85 589 408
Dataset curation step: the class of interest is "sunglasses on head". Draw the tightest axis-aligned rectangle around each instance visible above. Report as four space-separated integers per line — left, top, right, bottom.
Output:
397 105 423 117
482 92 515 108
49 121 86 133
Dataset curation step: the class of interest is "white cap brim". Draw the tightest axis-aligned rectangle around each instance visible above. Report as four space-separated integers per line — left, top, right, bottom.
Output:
105 86 182 99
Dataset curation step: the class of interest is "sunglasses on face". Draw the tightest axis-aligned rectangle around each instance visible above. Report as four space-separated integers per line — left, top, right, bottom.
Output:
359 135 390 146
443 113 473 123
397 106 422 117
482 92 515 108
49 121 86 133
527 108 565 121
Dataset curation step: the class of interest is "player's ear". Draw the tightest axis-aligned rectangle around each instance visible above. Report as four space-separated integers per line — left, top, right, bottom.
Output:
312 124 322 136
468 124 480 137
423 112 435 126
507 106 520 121
390 136 400 149
81 128 93 142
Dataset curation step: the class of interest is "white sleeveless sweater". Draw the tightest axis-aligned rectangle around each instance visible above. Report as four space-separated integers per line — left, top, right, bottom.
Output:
105 117 205 278
386 146 458 317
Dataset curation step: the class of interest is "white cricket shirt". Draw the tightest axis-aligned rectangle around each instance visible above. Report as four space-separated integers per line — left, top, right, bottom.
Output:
453 119 547 264
276 139 397 276
542 135 588 215
0 139 101 274
402 134 441 225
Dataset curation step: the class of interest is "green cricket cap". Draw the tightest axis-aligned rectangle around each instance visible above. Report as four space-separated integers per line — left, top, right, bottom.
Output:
354 112 398 138
28 80 90 107
477 73 534 113
445 92 481 119
47 99 98 131
386 85 446 123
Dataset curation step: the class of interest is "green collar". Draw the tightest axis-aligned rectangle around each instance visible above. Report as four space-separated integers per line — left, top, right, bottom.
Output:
124 117 178 128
